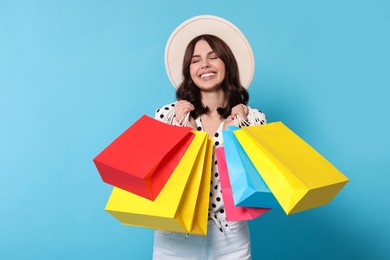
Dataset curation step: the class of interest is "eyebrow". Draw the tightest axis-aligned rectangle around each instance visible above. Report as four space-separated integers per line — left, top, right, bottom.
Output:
192 51 216 58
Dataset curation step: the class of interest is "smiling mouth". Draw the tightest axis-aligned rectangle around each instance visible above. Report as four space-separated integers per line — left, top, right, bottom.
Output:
200 72 216 79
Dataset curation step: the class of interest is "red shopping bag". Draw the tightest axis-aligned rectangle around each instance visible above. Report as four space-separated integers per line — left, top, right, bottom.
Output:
93 115 194 200
105 132 213 235
215 147 270 221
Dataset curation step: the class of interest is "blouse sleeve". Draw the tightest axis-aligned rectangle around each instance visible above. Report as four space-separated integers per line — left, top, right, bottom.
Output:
154 102 181 126
246 106 267 126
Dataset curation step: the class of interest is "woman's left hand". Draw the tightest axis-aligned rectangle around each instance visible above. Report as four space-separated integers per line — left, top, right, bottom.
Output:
230 104 249 121
224 104 249 128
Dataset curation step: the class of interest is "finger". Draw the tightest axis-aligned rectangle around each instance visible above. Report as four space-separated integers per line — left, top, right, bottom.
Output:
175 101 194 122
236 105 248 116
237 104 248 113
231 105 248 120
230 106 243 117
179 104 194 115
176 101 194 111
244 106 249 114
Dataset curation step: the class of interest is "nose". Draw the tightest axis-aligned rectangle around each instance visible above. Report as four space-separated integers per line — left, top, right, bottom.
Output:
201 60 210 69
200 58 210 69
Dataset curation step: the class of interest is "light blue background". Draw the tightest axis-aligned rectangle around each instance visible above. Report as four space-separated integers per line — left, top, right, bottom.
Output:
1 1 389 259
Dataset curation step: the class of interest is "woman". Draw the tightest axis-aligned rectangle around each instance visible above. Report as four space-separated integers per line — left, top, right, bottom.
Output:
153 16 266 260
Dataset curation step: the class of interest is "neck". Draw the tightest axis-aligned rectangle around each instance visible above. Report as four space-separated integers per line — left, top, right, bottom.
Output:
201 89 225 113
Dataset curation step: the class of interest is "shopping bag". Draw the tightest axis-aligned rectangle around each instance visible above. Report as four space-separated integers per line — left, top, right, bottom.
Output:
191 137 213 235
223 126 279 209
105 131 212 235
93 115 194 200
234 122 349 215
215 147 270 221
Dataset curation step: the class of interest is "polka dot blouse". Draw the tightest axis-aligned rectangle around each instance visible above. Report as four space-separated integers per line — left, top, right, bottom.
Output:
154 102 267 222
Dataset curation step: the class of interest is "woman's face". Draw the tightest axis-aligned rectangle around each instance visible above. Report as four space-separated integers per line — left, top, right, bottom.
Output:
189 39 226 92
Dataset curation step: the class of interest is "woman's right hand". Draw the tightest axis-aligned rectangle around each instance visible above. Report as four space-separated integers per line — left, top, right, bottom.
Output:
175 100 195 124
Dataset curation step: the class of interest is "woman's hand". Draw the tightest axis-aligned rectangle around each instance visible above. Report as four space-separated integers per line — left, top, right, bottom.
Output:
230 104 249 121
175 100 195 126
224 104 249 128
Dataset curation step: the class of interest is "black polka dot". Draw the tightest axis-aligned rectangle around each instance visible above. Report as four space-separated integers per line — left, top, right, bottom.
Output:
215 172 218 177
171 104 175 107
210 192 212 197
219 209 224 214
212 203 216 208
164 107 169 110
214 185 218 190
197 126 202 131
156 108 160 113
216 197 221 202
160 114 164 119
214 133 219 137
214 160 218 165
215 141 219 146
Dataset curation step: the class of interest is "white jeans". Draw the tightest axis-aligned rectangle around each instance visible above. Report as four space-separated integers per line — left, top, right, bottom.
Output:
153 220 251 260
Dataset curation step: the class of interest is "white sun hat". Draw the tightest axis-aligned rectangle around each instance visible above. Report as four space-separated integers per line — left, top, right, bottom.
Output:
164 15 255 89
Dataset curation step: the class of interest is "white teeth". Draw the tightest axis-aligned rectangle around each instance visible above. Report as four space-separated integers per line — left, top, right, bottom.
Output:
200 73 215 78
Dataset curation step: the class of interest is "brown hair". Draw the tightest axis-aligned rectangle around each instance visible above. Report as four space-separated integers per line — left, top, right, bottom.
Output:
176 34 249 119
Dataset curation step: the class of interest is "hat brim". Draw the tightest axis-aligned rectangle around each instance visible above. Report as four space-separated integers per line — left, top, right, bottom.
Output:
165 15 255 89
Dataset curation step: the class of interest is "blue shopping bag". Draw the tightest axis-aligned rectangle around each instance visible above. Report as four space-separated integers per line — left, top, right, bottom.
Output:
222 126 279 208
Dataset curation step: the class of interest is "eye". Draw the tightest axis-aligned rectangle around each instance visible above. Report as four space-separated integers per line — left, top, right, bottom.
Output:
209 53 219 59
191 59 200 64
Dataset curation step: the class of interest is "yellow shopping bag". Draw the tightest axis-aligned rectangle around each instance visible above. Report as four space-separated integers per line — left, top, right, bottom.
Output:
105 131 212 235
234 122 349 215
190 137 213 235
